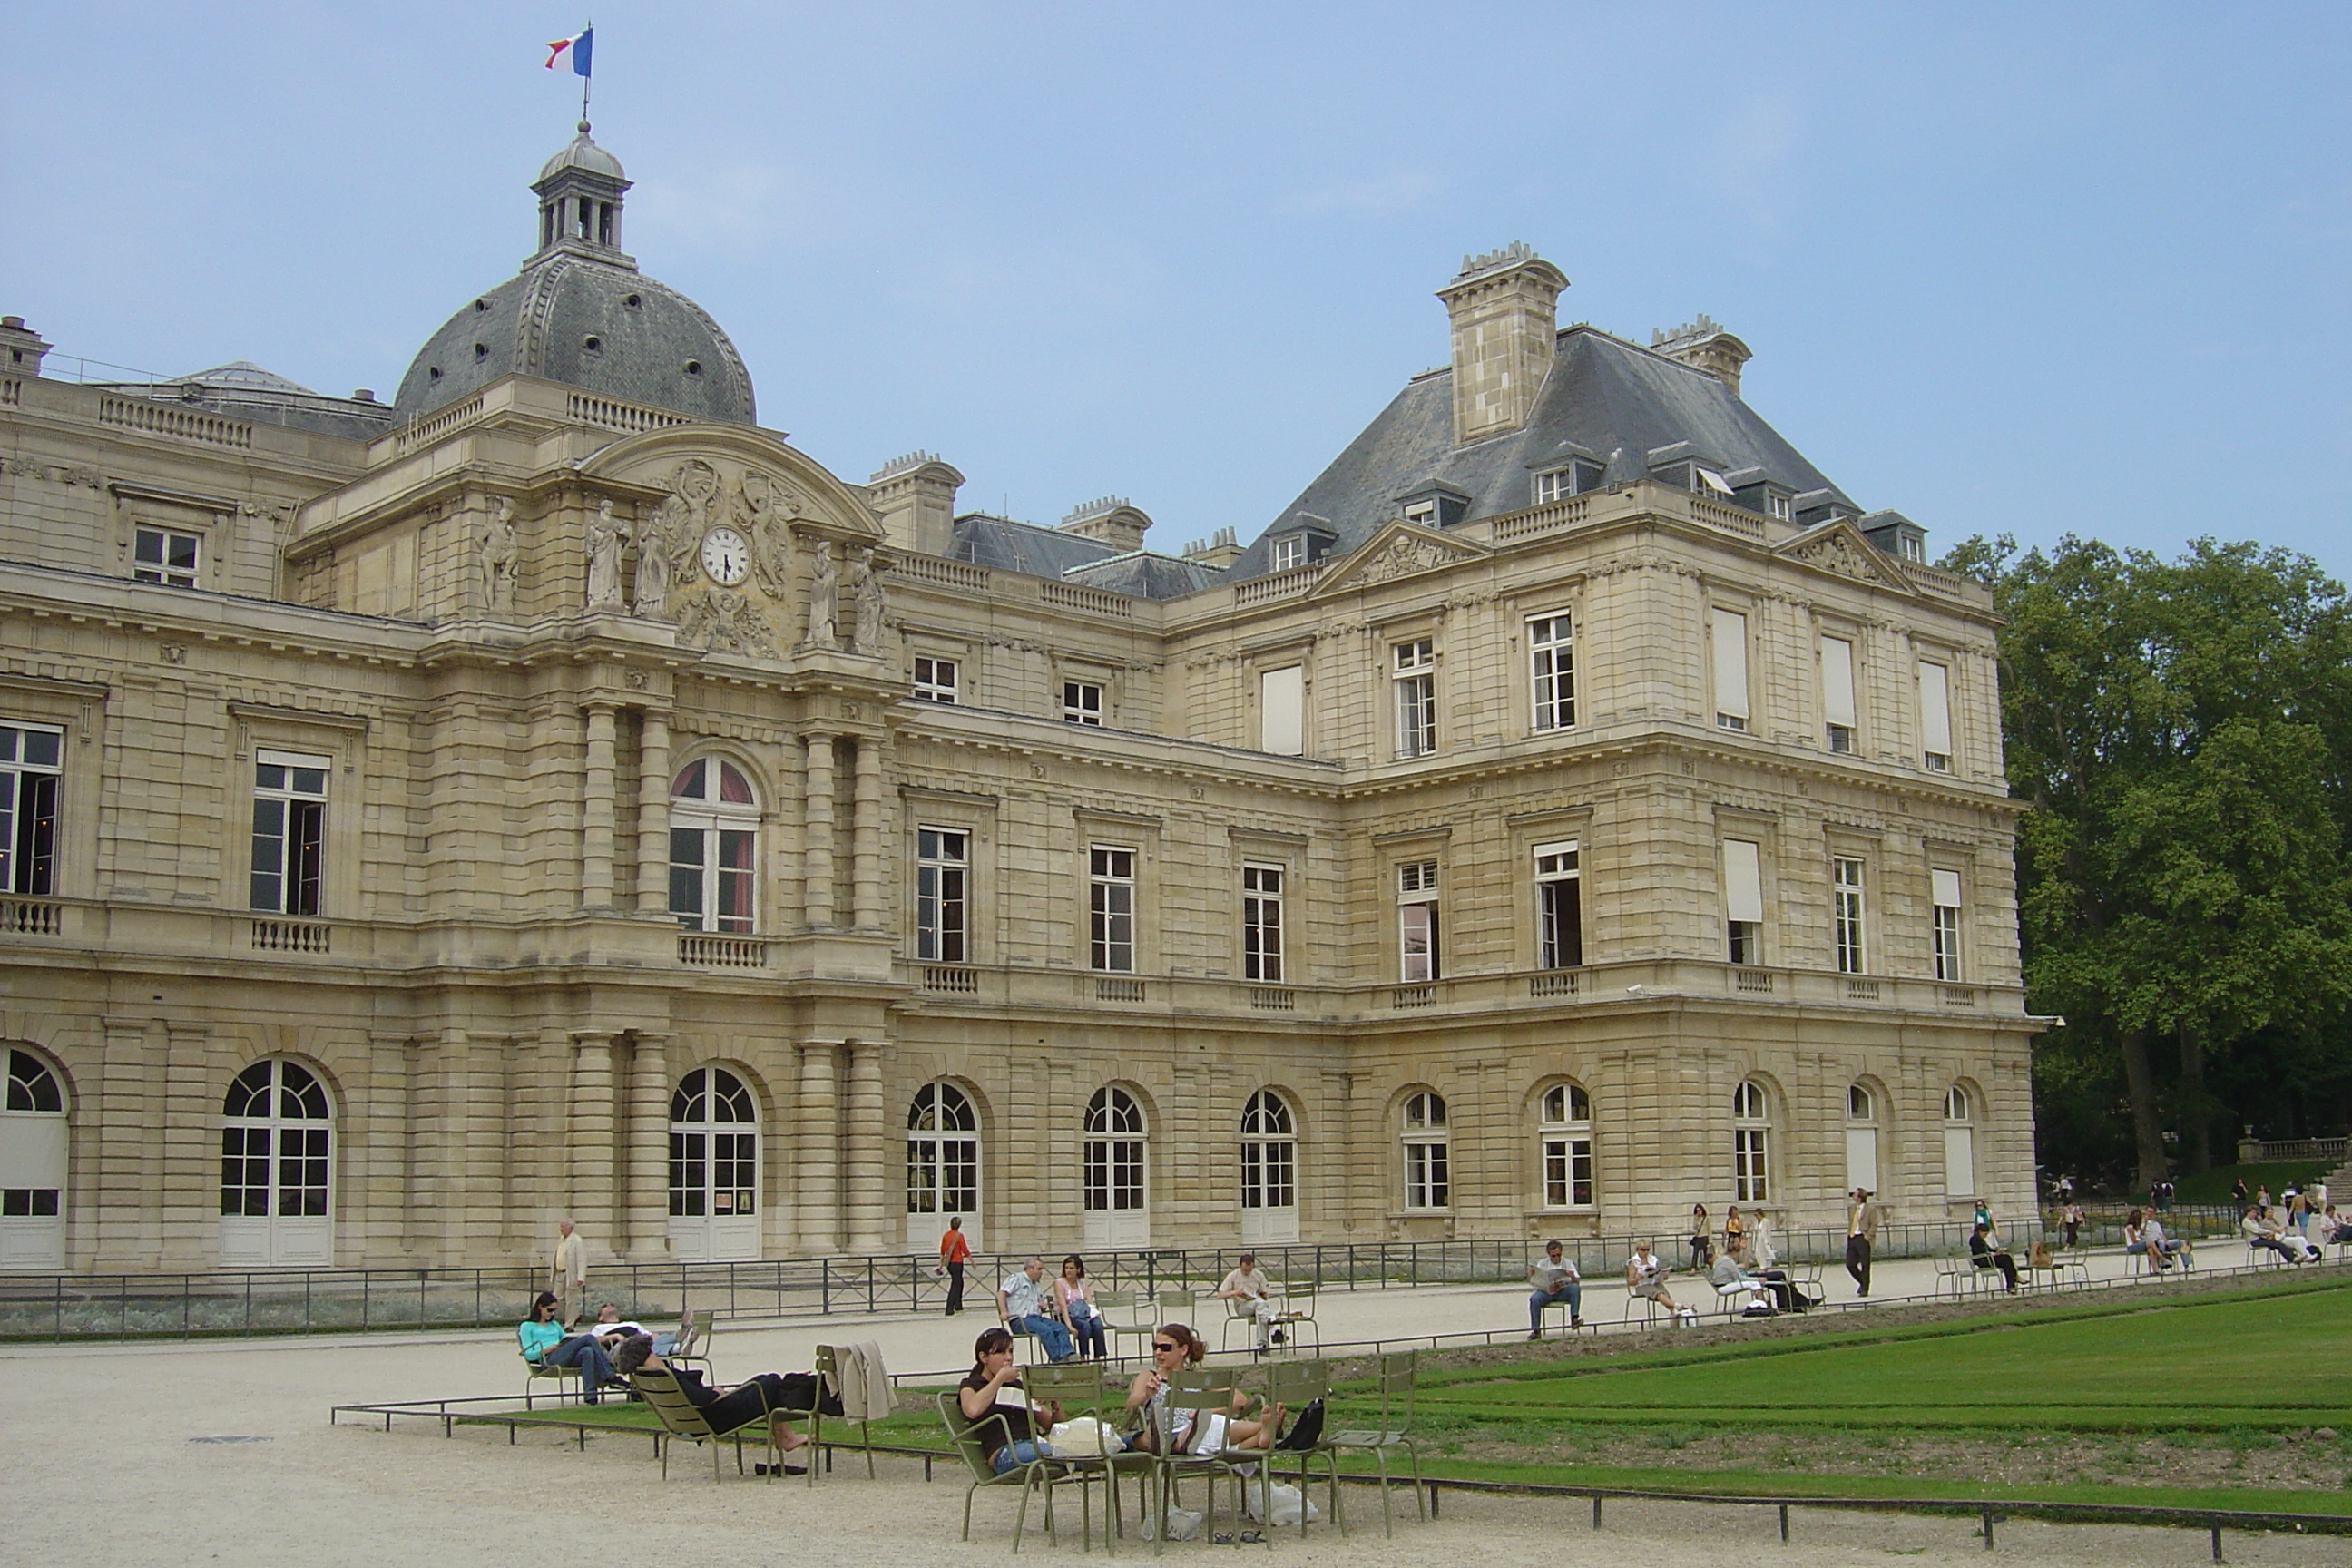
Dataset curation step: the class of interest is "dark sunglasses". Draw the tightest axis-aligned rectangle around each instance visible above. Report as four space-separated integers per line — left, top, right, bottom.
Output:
1152 1341 1178 1352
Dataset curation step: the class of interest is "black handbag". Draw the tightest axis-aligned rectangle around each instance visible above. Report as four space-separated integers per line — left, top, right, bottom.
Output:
1275 1396 1326 1451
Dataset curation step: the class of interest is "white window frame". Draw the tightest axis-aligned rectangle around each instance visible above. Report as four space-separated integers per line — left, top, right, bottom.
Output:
1241 862 1284 983
1942 1084 1977 1198
1397 859 1439 982
1821 634 1857 753
1089 845 1136 973
1534 839 1582 969
1723 838 1763 965
1532 468 1576 505
1400 1091 1449 1210
916 826 969 963
1768 493 1792 522
1392 639 1436 759
1711 608 1749 731
1919 660 1953 772
906 1080 981 1240
1239 1090 1297 1214
1931 868 1964 982
1269 534 1306 572
1539 1082 1592 1209
0 722 63 897
132 524 201 588
251 749 329 916
1732 1080 1770 1203
1401 500 1437 527
1528 614 1574 732
1832 857 1867 975
1062 680 1102 725
912 656 959 704
1694 466 1736 496
669 758 760 935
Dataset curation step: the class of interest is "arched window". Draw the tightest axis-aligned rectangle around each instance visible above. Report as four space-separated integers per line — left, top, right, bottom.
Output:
1539 1083 1592 1209
1844 1083 1880 1195
1732 1079 1769 1203
1083 1087 1149 1248
669 1066 760 1261
1942 1084 1977 1200
907 1081 981 1250
1401 1091 1449 1210
1239 1091 1298 1245
670 759 759 933
1 1048 66 1268
220 1059 333 1267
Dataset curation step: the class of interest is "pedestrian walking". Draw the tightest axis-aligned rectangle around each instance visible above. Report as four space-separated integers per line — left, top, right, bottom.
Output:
1845 1187 1881 1298
939 1215 973 1316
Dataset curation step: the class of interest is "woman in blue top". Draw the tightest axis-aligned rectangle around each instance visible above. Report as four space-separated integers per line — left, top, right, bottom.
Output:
518 1290 620 1402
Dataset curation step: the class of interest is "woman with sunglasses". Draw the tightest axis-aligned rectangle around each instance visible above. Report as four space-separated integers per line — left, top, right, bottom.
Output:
1122 1322 1283 1455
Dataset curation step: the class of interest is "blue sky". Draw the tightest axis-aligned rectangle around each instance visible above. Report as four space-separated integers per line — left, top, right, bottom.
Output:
5 4 2347 575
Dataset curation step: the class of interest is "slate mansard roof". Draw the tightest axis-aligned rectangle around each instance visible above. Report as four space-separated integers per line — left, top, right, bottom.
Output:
1226 325 1858 581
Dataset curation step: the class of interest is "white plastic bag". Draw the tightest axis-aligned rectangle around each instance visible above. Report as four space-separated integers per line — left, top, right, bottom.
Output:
1245 1481 1320 1526
1046 1416 1108 1456
1139 1507 1203 1542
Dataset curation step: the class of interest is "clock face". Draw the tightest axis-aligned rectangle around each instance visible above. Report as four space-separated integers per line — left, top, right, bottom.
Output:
700 526 750 586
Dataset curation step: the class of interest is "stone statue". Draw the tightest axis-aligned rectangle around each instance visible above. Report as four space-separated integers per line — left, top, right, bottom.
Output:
480 497 518 615
585 499 626 610
800 535 838 649
846 546 886 653
632 506 671 616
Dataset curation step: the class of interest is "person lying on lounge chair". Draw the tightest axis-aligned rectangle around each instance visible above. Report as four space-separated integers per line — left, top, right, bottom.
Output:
611 1332 837 1474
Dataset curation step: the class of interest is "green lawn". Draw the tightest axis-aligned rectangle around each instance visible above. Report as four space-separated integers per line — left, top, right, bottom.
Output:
2173 1161 2336 1205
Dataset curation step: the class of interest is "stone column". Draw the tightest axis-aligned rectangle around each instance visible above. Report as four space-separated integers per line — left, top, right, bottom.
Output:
90 1016 165 1269
796 1040 840 1254
850 737 885 931
581 702 618 907
568 1032 620 1250
625 1033 671 1260
635 709 672 915
802 732 837 927
842 1040 889 1251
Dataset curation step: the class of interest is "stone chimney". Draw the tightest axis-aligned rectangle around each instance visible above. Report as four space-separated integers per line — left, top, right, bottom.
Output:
1059 496 1152 554
1651 314 1753 398
1181 526 1242 570
0 317 53 377
1435 243 1569 447
866 451 965 556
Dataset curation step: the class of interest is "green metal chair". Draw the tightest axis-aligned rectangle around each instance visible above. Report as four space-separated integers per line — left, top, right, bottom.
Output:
1024 1361 1157 1553
1151 1365 1274 1549
1094 1288 1156 1360
1325 1349 1424 1536
936 1388 1092 1553
808 1344 876 1484
630 1364 780 1482
1265 1357 1343 1535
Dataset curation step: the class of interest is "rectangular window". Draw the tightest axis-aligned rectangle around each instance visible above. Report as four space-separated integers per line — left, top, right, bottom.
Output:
1062 681 1102 725
916 827 969 962
1832 856 1866 975
1768 493 1792 522
1932 867 1964 982
1532 468 1574 505
1534 839 1583 968
1089 845 1135 973
1822 635 1857 753
132 525 201 588
1397 859 1439 982
1734 1129 1769 1202
1393 639 1436 758
250 749 328 915
1269 535 1305 572
1543 1135 1592 1208
1711 609 1749 731
1694 466 1736 496
0 722 63 897
1403 1140 1449 1209
1259 665 1304 755
1528 615 1575 731
1242 862 1284 983
912 656 958 703
1402 500 1437 527
1919 661 1953 771
1723 838 1763 965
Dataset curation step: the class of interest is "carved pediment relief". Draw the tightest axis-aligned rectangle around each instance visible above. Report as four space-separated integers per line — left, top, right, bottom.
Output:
1310 521 1490 597
1772 519 1916 594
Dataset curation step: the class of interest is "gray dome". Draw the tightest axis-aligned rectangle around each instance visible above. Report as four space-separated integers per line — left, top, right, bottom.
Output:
395 253 756 426
540 128 626 183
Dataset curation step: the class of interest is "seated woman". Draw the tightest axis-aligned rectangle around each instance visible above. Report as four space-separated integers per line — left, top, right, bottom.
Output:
2141 1213 2192 1269
517 1290 622 1401
1122 1322 1283 1455
1968 1221 2020 1291
2242 1206 2320 1262
1727 1240 1813 1312
1706 1250 1776 1315
960 1326 1075 1474
1055 1255 1108 1361
610 1333 825 1474
1625 1241 1696 1322
2122 1209 2149 1258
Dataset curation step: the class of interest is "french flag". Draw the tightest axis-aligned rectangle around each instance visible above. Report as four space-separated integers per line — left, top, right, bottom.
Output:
544 26 593 77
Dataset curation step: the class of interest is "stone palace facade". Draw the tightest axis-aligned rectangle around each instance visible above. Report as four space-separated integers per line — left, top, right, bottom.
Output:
0 131 2038 1272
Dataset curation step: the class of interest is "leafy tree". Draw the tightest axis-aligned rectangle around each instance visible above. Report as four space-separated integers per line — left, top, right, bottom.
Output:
1945 535 2352 1188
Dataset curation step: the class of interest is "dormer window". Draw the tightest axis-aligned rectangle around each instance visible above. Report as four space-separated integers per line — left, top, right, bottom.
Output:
1531 460 1602 505
1395 482 1471 530
1769 493 1792 521
1402 501 1436 526
1692 466 1735 497
1270 535 1306 572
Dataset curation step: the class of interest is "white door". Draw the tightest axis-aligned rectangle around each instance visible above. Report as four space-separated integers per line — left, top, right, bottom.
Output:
0 1049 66 1269
1083 1087 1150 1250
1944 1126 1976 1200
218 1059 333 1268
668 1067 761 1261
906 1081 983 1251
1844 1126 1879 1196
1238 1090 1298 1247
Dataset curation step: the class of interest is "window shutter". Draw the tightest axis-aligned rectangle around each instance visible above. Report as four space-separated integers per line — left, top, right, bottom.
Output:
1711 610 1749 721
1918 661 1952 754
1723 838 1764 925
1259 666 1304 755
1932 868 1963 908
1821 636 1856 728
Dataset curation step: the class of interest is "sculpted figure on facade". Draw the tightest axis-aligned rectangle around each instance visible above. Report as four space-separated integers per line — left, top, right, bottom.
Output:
674 586 778 658
632 505 672 617
585 498 627 610
735 467 803 600
1355 533 1455 585
479 496 518 615
845 546 886 653
800 534 839 650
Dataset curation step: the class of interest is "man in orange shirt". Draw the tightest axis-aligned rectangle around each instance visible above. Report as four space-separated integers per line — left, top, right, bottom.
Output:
939 1215 973 1315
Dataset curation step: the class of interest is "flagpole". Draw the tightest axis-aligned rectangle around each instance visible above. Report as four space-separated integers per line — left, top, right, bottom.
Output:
581 20 593 126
